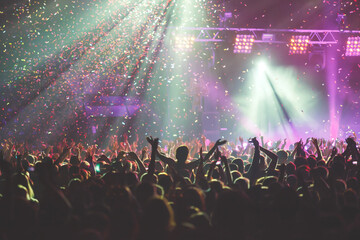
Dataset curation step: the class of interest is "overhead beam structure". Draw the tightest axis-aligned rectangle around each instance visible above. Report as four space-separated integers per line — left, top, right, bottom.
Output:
172 27 360 45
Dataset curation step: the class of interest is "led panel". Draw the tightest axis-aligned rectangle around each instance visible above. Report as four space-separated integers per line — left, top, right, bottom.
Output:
234 34 255 54
289 35 310 55
346 37 360 56
174 35 195 52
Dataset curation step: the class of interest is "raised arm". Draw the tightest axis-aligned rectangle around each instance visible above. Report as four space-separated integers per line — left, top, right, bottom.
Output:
185 158 201 170
326 146 338 166
311 138 323 161
203 139 227 163
259 146 278 172
85 152 96 176
54 146 71 166
295 139 306 158
247 137 260 185
221 155 233 185
128 151 146 176
186 139 227 170
195 148 206 184
146 136 159 176
157 150 176 167
201 135 208 152
280 138 287 150
147 136 176 168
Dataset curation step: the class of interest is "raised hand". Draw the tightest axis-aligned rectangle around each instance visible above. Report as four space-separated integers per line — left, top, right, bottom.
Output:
199 147 204 162
215 139 227 146
145 136 159 150
311 138 318 147
146 136 155 145
147 137 159 175
295 139 303 150
214 147 221 160
331 146 338 157
249 137 259 147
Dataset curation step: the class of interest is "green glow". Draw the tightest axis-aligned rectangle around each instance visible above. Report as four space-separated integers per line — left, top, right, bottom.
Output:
235 58 322 139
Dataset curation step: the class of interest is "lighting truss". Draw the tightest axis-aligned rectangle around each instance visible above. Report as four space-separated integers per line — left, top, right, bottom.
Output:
170 27 360 46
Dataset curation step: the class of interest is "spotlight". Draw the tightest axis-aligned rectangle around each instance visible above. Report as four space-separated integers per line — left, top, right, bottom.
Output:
257 59 268 71
174 35 195 52
234 34 255 54
289 35 310 55
262 33 274 42
345 37 360 56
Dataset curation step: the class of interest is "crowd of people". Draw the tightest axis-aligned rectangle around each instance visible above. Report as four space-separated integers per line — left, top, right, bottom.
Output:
1 134 360 240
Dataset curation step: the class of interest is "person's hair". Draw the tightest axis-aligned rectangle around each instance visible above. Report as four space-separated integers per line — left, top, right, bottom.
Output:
294 156 308 168
277 150 288 163
212 189 252 238
189 211 210 230
231 170 242 180
209 179 223 193
135 182 157 207
70 155 80 166
140 173 158 184
182 186 206 211
232 158 244 173
140 197 175 237
286 162 296 175
234 177 250 190
307 156 317 169
311 166 329 180
158 173 173 195
286 174 298 190
229 163 238 171
335 179 347 194
125 171 139 187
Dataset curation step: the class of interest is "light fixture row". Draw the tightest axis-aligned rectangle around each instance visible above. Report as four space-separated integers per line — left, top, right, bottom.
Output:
173 34 360 56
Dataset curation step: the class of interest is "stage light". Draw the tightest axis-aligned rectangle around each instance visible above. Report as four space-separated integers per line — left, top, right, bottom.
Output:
174 35 195 52
262 33 274 42
345 37 360 56
234 34 255 54
289 35 310 55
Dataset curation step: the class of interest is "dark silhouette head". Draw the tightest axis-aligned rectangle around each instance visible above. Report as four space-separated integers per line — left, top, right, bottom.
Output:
176 145 189 163
232 158 244 173
277 150 289 164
